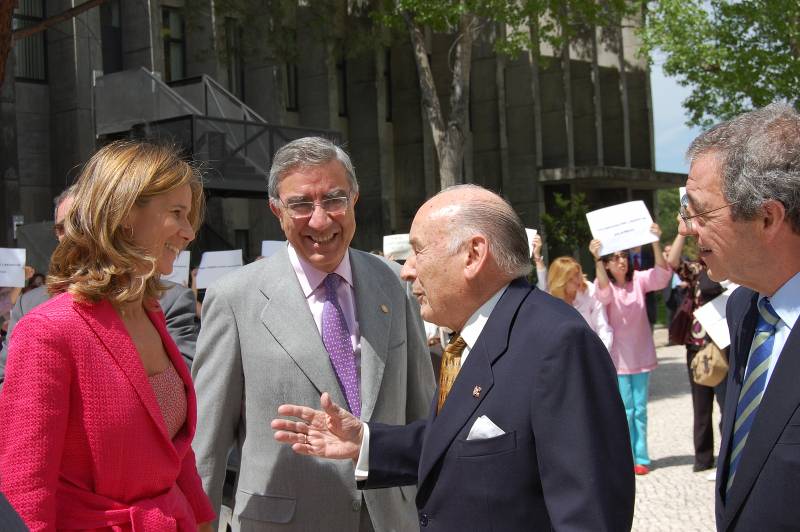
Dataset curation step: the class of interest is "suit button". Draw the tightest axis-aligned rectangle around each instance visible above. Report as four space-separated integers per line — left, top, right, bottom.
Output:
352 500 361 512
419 513 429 527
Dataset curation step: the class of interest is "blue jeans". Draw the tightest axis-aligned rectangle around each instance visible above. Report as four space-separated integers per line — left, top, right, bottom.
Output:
618 373 650 465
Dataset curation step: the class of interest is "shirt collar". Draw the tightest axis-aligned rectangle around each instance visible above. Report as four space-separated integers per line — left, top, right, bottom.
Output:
762 270 800 330
287 244 353 298
459 285 509 349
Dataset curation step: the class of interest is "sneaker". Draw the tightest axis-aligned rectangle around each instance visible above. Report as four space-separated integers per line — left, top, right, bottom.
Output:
634 465 650 475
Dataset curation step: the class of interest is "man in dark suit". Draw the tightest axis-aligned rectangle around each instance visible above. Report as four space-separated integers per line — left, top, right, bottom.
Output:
678 102 800 531
273 184 634 531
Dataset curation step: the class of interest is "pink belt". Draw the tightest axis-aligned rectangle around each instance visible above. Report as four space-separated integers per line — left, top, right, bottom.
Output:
56 482 196 531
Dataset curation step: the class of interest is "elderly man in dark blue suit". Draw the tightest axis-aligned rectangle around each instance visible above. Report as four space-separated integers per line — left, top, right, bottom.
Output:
273 184 634 531
679 102 800 531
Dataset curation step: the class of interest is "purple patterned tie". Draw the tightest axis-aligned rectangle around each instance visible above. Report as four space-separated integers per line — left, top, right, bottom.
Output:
321 273 360 418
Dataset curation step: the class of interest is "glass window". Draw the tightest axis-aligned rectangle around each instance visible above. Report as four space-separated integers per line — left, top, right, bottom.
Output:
13 0 47 82
162 7 185 82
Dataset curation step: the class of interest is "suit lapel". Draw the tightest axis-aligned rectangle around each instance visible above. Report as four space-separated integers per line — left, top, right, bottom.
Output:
259 248 348 408
72 298 172 442
350 252 390 422
416 279 530 488
718 290 758 504
723 309 800 529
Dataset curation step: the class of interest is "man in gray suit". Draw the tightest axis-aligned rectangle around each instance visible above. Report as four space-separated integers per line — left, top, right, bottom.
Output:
191 137 434 531
0 188 199 384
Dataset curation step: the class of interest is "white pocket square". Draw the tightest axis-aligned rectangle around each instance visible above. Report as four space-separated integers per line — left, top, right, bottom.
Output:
466 415 505 440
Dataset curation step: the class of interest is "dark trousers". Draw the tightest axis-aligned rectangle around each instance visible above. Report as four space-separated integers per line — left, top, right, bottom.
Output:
686 347 727 470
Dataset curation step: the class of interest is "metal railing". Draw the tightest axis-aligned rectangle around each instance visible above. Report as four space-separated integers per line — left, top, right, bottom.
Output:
133 114 340 194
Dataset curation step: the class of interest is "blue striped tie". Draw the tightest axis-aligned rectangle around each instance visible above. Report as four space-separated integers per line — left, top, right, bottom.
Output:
726 297 781 493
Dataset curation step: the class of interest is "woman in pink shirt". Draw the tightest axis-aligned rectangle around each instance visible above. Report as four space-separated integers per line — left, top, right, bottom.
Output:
590 224 672 475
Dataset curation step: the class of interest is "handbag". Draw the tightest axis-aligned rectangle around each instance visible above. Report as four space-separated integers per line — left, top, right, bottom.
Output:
691 341 729 387
668 293 694 346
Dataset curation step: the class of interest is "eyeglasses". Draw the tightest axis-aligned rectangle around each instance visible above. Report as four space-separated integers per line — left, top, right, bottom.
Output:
679 194 739 231
610 252 629 261
279 195 350 219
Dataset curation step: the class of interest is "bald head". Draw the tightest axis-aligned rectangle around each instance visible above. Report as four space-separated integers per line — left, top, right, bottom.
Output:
401 185 531 330
426 185 532 280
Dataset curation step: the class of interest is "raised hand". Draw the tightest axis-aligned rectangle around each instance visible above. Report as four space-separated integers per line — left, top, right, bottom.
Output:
589 239 603 260
272 392 364 460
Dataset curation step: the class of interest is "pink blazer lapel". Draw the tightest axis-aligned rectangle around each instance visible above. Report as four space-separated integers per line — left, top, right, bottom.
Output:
147 302 197 450
72 298 180 450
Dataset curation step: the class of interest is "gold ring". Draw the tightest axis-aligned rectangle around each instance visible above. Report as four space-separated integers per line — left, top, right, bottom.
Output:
303 434 308 445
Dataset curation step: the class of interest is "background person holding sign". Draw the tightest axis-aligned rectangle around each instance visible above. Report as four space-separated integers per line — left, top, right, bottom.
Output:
590 223 672 475
0 141 214 530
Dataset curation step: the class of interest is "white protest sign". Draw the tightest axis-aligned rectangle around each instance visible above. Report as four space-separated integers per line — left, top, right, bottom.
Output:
383 234 411 260
693 284 739 349
261 240 285 259
162 251 190 286
525 228 538 255
196 250 243 289
586 201 658 256
679 186 686 200
0 248 26 288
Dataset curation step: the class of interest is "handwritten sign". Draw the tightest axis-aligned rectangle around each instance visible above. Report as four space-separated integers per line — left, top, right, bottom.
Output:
383 234 411 261
0 248 26 288
196 250 243 289
261 240 285 259
586 201 658 256
162 251 190 286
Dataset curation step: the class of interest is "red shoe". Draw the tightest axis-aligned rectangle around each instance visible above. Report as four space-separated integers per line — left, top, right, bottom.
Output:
634 465 650 475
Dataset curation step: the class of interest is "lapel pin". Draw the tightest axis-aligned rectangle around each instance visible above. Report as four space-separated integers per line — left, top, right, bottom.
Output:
472 386 482 398
380 304 389 314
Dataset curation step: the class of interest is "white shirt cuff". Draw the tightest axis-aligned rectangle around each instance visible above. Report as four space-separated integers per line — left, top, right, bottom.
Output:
354 422 370 481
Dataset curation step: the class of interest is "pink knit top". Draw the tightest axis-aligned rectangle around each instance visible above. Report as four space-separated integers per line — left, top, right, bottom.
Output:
148 362 188 439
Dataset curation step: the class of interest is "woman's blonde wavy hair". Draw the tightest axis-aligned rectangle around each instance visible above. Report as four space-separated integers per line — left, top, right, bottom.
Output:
48 140 204 307
547 256 587 302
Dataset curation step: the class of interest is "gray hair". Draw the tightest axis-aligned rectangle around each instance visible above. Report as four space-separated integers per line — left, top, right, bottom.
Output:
436 184 533 279
686 102 800 233
267 137 358 201
53 184 77 220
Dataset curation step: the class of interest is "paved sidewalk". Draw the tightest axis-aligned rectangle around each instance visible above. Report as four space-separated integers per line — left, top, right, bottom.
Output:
632 328 722 531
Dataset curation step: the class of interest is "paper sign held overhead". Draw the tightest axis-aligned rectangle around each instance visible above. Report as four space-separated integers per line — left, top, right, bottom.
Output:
383 234 411 261
0 248 26 288
525 228 538 255
586 201 658 256
261 240 285 259
196 250 243 289
162 251 191 286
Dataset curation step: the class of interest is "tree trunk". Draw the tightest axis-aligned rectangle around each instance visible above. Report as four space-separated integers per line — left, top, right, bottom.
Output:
0 1 15 88
403 8 473 191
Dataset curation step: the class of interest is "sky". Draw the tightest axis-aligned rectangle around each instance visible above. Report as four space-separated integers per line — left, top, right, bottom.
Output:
650 54 703 175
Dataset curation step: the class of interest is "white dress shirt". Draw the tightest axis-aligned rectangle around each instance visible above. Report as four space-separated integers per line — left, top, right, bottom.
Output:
760 271 800 387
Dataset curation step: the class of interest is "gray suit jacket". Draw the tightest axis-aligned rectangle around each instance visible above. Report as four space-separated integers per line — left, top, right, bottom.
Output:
0 492 26 531
0 282 197 384
191 247 434 531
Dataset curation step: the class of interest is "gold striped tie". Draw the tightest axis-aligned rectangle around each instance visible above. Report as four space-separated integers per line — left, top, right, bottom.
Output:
437 335 467 413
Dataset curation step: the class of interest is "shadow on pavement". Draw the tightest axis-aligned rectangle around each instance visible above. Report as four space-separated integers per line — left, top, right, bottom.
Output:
649 358 690 402
649 454 695 470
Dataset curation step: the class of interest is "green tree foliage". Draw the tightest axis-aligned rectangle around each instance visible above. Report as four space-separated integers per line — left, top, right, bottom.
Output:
541 192 592 258
640 0 800 127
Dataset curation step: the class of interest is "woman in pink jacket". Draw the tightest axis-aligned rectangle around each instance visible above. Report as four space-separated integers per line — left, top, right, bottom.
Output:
0 141 215 531
590 224 672 476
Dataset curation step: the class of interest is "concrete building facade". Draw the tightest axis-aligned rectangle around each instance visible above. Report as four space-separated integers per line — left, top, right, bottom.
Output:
1 0 683 264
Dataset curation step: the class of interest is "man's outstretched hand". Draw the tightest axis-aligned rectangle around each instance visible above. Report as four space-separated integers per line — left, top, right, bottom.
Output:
272 392 364 460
